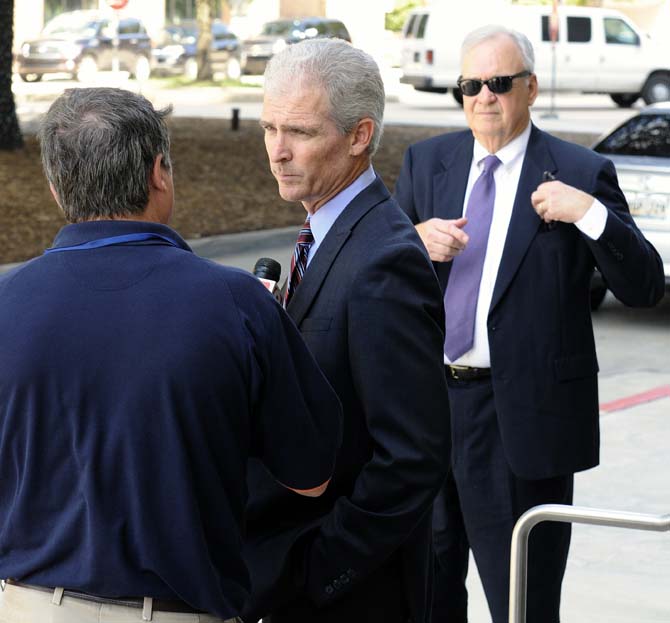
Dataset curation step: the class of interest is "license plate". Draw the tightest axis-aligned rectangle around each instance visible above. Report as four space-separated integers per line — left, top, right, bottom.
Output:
626 191 669 220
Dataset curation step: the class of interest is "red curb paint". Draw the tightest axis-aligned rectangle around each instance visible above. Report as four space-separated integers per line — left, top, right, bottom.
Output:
599 385 670 414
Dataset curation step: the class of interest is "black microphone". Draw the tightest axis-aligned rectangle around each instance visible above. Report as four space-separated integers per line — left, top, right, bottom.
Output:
253 257 282 303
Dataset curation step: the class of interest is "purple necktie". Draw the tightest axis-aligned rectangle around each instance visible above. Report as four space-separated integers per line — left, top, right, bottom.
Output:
284 217 313 307
444 154 501 361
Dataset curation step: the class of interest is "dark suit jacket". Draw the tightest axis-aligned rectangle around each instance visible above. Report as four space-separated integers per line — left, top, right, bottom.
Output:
395 125 664 480
244 176 451 622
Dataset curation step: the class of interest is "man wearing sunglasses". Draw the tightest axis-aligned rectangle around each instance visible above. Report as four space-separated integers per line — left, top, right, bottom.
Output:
395 24 663 623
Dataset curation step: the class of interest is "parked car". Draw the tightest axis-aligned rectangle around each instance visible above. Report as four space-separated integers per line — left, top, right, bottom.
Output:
151 20 241 80
590 103 670 308
240 17 351 75
16 10 151 83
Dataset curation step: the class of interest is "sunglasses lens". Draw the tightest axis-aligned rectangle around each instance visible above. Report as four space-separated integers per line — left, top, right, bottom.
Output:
488 76 513 94
459 80 482 96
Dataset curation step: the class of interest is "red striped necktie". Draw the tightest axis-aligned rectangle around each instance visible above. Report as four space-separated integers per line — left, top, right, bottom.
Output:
284 217 314 307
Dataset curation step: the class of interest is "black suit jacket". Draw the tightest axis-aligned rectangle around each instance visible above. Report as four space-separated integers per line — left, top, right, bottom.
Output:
395 125 664 480
244 176 450 622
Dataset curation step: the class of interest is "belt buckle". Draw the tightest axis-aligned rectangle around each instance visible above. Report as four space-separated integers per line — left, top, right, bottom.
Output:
448 365 468 380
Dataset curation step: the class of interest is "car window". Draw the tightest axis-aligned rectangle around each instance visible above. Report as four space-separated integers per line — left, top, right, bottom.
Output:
118 19 140 35
260 21 295 37
416 14 429 39
404 14 417 38
594 113 670 157
567 16 591 43
604 17 639 46
541 15 560 42
42 14 100 38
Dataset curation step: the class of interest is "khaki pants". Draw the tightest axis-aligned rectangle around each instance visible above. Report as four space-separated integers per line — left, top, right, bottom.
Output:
0 582 242 623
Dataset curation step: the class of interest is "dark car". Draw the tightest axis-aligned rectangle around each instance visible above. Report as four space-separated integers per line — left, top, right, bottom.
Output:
152 20 241 80
240 17 351 75
590 103 670 308
16 10 152 82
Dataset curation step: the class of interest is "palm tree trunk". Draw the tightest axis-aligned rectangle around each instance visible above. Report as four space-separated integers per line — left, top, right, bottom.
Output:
0 0 23 150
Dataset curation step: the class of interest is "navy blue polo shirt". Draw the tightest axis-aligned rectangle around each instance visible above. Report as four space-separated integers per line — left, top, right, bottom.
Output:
0 220 341 618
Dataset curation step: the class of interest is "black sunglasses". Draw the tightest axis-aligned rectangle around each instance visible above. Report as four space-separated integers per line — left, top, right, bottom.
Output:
457 71 531 96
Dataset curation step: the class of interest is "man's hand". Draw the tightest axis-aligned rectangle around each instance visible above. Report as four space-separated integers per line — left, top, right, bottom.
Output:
531 180 594 224
415 217 469 262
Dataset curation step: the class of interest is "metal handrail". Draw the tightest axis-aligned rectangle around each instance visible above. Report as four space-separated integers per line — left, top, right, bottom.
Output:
509 504 670 623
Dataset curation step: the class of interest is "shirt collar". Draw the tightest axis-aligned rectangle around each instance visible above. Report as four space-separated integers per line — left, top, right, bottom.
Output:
472 122 532 170
51 220 192 252
309 165 377 248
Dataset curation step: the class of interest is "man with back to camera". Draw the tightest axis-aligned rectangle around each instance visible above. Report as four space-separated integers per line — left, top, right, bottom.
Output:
242 38 451 623
0 87 342 623
395 24 664 623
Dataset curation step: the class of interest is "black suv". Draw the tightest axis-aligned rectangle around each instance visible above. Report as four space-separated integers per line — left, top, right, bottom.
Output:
240 17 351 75
17 10 152 82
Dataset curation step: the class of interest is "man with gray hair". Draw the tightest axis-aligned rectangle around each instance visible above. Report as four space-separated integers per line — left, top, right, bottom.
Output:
243 38 450 623
0 87 342 623
395 24 663 623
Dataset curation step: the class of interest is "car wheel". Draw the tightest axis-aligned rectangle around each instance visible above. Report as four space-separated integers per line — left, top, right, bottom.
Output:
226 57 242 81
20 73 42 82
133 56 151 82
184 57 198 81
610 93 640 108
452 87 464 107
76 56 98 83
642 73 670 104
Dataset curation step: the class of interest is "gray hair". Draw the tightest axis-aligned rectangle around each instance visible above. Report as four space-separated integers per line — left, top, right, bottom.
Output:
39 88 172 223
264 38 385 156
461 25 535 73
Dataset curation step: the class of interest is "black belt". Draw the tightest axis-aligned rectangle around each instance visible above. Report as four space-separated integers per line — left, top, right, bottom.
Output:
446 365 491 381
5 579 203 614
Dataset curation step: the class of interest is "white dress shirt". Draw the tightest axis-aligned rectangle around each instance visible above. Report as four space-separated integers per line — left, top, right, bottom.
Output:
307 165 376 267
447 123 607 367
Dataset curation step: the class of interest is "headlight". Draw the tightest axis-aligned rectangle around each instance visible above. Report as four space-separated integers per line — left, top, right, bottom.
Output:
272 39 287 54
21 43 30 57
62 43 83 60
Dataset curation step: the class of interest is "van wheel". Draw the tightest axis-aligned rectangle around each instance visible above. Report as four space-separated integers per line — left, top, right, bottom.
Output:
610 93 639 108
642 73 670 104
452 87 463 107
20 73 42 82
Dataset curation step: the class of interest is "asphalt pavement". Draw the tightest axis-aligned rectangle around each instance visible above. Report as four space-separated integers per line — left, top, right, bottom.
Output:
8 74 670 622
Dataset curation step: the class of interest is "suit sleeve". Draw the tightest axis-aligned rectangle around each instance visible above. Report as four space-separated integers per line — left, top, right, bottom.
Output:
237 278 342 492
394 146 420 224
585 158 664 307
305 243 450 606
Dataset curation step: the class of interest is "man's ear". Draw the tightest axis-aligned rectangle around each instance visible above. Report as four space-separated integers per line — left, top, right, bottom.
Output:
349 118 374 156
49 183 61 207
150 154 169 191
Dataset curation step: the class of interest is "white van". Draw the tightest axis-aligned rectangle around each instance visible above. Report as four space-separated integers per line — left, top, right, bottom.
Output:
400 3 670 108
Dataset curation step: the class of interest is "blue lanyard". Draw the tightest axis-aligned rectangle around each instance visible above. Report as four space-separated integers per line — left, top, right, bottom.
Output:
44 233 180 254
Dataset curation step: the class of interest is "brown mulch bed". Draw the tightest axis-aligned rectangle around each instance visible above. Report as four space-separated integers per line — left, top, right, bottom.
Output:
0 118 595 265
0 119 447 265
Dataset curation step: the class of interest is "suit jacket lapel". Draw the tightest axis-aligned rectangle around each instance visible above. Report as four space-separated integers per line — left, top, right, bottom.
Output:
434 132 473 221
490 125 557 311
287 176 390 326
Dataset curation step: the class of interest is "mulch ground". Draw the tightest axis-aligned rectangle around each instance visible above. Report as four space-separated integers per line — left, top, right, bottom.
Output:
0 119 447 265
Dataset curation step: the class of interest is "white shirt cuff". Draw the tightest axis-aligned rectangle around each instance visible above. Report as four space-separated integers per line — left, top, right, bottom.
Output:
575 199 608 240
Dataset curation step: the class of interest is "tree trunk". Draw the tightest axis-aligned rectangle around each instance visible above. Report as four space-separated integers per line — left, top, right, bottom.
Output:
195 0 214 81
0 0 23 150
